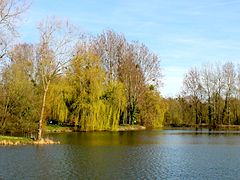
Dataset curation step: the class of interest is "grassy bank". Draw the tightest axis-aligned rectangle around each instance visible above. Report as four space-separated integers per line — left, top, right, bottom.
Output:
46 125 74 133
46 124 146 133
0 135 33 145
0 135 60 146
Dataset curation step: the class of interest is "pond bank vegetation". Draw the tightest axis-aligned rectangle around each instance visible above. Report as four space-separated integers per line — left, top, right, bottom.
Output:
46 125 146 133
0 135 59 146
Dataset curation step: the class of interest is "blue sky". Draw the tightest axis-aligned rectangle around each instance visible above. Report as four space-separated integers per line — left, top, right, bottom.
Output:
19 0 240 97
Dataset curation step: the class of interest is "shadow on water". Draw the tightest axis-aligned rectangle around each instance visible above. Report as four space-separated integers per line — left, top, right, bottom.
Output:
47 131 157 146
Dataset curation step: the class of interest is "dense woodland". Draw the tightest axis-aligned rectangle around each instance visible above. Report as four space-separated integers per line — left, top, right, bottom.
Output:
0 1 167 138
164 62 240 129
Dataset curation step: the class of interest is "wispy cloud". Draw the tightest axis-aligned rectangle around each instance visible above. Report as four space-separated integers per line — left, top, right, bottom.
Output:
19 0 240 96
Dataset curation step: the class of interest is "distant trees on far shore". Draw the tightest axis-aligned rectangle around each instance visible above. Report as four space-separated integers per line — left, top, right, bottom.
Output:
164 62 240 129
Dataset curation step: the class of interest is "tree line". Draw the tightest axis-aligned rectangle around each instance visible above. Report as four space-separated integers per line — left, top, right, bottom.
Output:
3 0 239 141
0 1 167 139
164 62 240 129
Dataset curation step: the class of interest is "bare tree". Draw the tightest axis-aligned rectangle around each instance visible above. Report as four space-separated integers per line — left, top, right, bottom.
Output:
36 18 77 140
233 64 240 123
10 43 35 78
0 0 30 59
213 63 225 124
131 42 162 88
236 64 240 98
182 67 203 126
93 30 126 81
201 64 216 127
222 62 236 125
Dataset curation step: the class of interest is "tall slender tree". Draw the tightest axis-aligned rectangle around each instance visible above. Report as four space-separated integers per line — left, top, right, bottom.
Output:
36 18 76 140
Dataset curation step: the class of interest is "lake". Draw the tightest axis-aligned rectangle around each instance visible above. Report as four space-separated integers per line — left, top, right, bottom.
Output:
1 130 240 179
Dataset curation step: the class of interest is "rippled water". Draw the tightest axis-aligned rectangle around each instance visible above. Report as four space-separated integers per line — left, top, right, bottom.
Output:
1 130 240 179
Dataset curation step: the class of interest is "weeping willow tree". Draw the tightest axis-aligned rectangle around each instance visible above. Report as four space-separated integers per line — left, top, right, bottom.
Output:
46 77 74 124
68 50 105 130
64 47 128 131
101 81 127 130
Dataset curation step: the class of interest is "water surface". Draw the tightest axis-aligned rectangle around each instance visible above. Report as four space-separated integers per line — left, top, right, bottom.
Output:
1 130 240 179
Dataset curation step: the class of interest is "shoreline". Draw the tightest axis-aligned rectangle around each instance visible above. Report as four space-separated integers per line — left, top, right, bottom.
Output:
46 124 240 133
45 124 147 133
3 125 240 146
0 125 146 146
165 124 240 130
0 135 60 146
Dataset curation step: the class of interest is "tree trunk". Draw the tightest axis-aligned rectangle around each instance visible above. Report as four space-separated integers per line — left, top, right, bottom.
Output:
37 83 49 140
195 101 198 131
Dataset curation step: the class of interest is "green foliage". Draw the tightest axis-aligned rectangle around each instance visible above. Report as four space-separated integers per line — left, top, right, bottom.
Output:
47 78 73 123
70 52 106 130
0 61 39 134
101 81 127 130
64 52 128 131
139 89 168 128
0 30 166 134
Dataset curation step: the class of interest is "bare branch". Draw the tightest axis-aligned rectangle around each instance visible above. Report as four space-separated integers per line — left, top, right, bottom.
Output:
0 0 31 59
